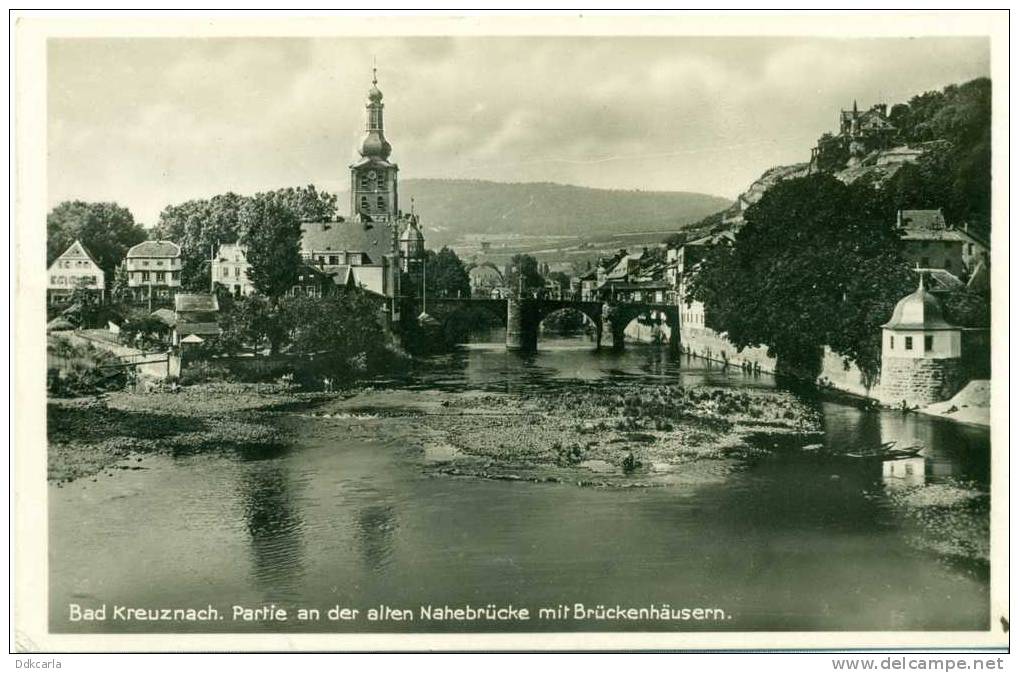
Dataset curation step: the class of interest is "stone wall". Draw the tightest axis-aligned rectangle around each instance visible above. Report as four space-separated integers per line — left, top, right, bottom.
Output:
817 346 878 398
879 356 965 408
679 326 777 372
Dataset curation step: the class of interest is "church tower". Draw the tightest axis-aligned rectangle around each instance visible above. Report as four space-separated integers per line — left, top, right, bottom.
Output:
350 66 399 222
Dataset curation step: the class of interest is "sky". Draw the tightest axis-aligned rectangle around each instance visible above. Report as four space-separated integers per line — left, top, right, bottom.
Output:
47 36 989 226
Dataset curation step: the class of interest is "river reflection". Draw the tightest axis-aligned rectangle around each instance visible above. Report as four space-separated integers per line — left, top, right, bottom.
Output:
49 339 991 633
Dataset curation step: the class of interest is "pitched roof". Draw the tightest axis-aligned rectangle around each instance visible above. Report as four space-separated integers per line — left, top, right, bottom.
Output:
901 228 966 242
920 268 965 293
127 240 181 258
174 293 219 312
56 239 102 267
318 263 354 286
898 209 946 230
300 220 396 265
151 308 177 327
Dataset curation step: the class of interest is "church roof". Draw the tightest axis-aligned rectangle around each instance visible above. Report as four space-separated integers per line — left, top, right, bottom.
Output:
882 278 956 331
400 220 424 242
301 220 396 265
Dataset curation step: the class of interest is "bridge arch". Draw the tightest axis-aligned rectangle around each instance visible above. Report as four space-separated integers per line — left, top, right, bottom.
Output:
603 302 680 353
438 302 507 344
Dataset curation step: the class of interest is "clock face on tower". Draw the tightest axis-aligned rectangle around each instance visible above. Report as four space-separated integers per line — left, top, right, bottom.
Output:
367 170 377 180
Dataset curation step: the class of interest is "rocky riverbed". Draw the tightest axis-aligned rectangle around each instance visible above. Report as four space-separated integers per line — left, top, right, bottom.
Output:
47 382 317 483
310 383 825 487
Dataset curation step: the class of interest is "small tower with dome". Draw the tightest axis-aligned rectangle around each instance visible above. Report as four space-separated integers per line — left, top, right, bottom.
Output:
879 276 963 407
399 202 426 272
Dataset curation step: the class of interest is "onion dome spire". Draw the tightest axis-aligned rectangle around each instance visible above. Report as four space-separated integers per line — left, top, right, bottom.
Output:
360 60 392 159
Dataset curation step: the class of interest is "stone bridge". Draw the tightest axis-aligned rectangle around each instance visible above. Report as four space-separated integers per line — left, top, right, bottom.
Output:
403 297 679 353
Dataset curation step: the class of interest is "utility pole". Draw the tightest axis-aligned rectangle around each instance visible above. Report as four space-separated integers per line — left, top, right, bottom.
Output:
421 254 427 314
209 239 220 295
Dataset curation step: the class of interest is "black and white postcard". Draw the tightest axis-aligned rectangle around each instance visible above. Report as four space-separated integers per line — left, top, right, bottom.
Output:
12 10 1009 653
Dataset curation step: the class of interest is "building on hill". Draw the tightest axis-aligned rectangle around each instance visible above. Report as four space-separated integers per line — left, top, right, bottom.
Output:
957 223 990 272
48 240 105 303
896 209 966 276
811 100 898 172
125 240 182 303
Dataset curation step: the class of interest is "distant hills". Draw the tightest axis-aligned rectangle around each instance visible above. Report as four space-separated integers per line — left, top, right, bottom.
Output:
341 179 731 245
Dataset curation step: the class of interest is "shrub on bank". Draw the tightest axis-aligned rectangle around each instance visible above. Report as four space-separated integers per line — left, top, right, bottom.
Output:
47 337 129 397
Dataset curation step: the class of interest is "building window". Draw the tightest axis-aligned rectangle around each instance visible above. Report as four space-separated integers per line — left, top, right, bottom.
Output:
905 336 913 350
156 272 165 283
360 175 369 189
377 196 385 211
924 335 934 352
889 335 894 350
968 244 974 254
141 271 150 282
234 267 240 278
377 173 385 190
329 256 339 265
360 196 369 212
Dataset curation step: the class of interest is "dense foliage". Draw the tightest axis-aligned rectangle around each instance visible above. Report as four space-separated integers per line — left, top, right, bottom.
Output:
217 289 387 374
238 193 304 302
154 185 337 291
47 338 129 397
47 201 147 272
120 315 170 351
505 254 545 295
686 174 916 378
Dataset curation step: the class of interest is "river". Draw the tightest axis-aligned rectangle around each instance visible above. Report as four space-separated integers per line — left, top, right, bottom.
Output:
49 336 991 633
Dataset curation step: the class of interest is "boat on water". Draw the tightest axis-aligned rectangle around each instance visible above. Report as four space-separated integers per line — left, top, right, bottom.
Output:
844 441 926 461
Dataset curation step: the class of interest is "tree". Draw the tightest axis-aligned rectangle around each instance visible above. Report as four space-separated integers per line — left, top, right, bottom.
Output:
505 254 544 296
110 264 131 303
120 315 170 350
267 185 339 222
47 201 147 273
286 290 385 368
687 174 915 379
219 295 291 355
424 247 471 298
154 192 244 291
61 283 104 328
155 185 338 292
239 192 303 302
